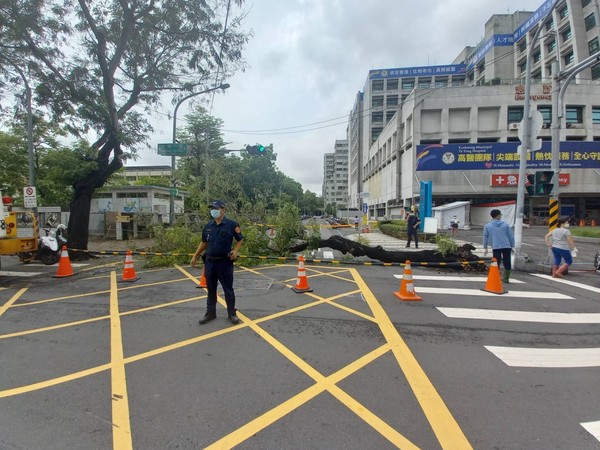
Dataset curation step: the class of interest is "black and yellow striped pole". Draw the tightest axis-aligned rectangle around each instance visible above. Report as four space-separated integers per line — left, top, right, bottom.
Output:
548 198 559 231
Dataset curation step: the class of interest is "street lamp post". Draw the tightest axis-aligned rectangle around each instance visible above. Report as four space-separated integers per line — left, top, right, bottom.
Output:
169 83 230 225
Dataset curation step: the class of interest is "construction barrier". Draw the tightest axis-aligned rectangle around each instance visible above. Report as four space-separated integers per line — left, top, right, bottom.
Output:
393 260 422 301
121 250 140 282
481 258 506 295
292 255 313 293
53 245 75 278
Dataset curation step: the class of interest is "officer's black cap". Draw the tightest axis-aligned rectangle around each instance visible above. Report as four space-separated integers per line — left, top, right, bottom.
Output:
208 200 225 209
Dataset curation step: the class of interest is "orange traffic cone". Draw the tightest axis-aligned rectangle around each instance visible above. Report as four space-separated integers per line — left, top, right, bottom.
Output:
121 250 140 282
53 245 75 278
393 260 422 301
292 255 313 293
591 219 597 227
196 267 207 288
481 258 506 294
580 218 586 227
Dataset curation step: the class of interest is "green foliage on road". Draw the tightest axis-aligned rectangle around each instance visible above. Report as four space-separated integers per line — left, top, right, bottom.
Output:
570 228 600 238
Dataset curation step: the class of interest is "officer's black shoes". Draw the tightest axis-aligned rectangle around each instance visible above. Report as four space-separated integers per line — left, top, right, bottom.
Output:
228 315 240 325
199 313 216 325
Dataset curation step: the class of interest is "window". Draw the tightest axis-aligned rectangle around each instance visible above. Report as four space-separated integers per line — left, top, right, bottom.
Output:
564 51 575 65
452 77 465 87
559 5 569 20
386 95 398 107
593 107 600 124
434 77 448 87
533 50 542 63
562 27 572 42
565 106 583 124
401 79 415 90
547 39 556 53
546 19 554 31
518 40 527 53
386 111 396 123
583 0 592 7
371 112 383 123
371 96 383 107
371 127 383 141
519 61 527 73
477 62 485 75
387 79 398 90
508 106 524 123
418 78 431 88
589 37 599 55
538 105 552 123
401 94 410 101
593 63 600 80
372 80 384 91
585 13 597 31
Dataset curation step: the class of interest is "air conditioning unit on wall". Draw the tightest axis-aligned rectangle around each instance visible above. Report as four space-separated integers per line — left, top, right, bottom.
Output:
508 122 520 130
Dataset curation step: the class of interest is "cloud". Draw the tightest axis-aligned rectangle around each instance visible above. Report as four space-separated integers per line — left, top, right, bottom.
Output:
141 0 543 194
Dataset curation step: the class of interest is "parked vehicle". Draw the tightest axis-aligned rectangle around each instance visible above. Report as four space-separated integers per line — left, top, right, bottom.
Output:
0 192 38 260
19 223 67 265
594 250 600 274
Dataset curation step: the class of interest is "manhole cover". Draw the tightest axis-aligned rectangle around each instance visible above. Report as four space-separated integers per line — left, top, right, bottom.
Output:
233 279 273 290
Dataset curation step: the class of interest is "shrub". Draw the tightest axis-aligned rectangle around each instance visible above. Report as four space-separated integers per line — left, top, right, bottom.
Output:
435 234 458 257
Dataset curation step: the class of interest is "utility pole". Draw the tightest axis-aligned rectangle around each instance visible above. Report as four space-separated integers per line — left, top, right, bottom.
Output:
169 83 230 225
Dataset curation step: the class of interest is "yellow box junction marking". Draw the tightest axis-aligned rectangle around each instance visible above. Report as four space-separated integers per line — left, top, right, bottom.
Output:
0 287 27 318
351 268 472 449
109 271 133 450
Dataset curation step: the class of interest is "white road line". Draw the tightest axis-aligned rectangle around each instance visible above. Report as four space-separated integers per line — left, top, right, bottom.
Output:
581 421 600 442
415 286 572 299
27 262 89 268
438 307 600 323
394 275 524 284
323 251 334 260
0 271 42 278
532 274 600 294
485 346 600 368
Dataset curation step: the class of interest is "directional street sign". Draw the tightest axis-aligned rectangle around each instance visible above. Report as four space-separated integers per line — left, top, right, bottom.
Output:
157 143 190 156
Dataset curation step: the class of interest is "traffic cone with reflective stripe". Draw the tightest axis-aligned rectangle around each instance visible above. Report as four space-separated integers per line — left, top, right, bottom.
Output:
196 267 207 288
121 250 140 282
53 245 75 278
481 258 506 294
292 255 313 293
394 260 422 301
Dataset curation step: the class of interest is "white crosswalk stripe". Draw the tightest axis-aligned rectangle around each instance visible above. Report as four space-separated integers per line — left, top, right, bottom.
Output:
485 346 600 368
414 286 572 299
0 271 43 277
437 307 600 323
394 274 525 283
581 421 600 443
532 273 600 294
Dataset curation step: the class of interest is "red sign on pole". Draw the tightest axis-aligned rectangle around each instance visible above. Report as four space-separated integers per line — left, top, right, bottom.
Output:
491 173 570 187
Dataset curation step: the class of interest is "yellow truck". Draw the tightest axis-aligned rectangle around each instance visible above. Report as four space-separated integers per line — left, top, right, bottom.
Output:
0 193 38 259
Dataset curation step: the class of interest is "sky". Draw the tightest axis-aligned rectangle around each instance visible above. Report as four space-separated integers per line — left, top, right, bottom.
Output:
136 0 544 194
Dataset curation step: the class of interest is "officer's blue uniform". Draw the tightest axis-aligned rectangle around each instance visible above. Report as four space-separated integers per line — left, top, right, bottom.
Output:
202 216 244 316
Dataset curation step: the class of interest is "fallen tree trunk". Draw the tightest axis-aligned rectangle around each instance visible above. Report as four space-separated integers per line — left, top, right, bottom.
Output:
290 235 485 271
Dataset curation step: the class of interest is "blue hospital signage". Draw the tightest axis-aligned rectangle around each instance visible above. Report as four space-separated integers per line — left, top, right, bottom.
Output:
513 0 559 42
369 64 467 79
416 142 600 171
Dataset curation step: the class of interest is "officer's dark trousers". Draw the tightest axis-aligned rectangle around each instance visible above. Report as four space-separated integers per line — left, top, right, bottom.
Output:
406 229 419 247
205 259 236 316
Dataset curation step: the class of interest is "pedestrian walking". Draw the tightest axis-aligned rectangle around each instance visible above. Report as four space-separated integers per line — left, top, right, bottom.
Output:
483 209 515 283
191 200 244 325
450 215 460 236
405 210 421 248
545 218 577 278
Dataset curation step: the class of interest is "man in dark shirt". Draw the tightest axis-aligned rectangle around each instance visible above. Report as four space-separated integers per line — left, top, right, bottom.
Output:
406 209 421 248
191 200 244 325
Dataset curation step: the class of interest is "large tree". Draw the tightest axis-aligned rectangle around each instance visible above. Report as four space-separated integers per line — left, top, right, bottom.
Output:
0 0 249 253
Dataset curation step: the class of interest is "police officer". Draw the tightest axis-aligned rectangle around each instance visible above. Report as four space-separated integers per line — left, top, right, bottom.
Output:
191 200 244 325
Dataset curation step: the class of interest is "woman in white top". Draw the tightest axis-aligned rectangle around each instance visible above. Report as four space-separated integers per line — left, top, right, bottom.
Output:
545 218 577 278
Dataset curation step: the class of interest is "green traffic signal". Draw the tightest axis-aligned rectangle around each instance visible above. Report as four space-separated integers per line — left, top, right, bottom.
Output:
257 144 265 154
246 144 266 156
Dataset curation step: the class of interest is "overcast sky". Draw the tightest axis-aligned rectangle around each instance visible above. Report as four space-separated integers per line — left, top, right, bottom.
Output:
137 0 543 194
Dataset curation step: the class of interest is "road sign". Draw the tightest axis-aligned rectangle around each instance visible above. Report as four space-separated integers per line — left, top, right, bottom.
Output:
518 110 543 150
157 143 190 156
23 186 37 208
362 203 368 214
169 188 179 197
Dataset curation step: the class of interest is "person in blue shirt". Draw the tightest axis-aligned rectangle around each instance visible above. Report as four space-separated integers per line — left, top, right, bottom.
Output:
191 200 244 325
483 209 515 283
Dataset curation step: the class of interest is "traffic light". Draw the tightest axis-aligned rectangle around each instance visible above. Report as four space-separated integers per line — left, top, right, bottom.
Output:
525 173 535 196
245 144 266 156
535 170 554 195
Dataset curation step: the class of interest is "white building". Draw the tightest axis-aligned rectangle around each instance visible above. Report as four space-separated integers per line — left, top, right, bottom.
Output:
322 140 349 211
348 0 600 224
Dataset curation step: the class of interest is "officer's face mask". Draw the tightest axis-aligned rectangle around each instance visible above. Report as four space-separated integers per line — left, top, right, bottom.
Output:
563 222 570 228
210 208 221 219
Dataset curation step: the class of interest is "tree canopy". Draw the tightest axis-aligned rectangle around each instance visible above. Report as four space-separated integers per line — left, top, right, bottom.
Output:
0 0 249 252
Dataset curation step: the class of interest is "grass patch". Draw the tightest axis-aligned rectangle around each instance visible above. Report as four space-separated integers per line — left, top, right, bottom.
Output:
569 227 600 238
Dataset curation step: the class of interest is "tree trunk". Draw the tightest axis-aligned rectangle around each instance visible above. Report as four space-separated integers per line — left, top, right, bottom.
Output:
67 185 95 259
290 235 484 271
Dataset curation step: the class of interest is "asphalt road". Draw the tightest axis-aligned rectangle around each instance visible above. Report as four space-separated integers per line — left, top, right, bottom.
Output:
1 248 600 449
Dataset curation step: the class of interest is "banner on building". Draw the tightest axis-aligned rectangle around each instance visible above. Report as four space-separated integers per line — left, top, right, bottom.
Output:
490 173 570 186
416 142 600 171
